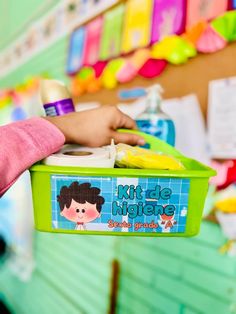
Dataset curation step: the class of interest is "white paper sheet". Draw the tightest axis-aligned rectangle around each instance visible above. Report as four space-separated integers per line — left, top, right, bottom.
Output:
161 94 209 164
208 77 236 159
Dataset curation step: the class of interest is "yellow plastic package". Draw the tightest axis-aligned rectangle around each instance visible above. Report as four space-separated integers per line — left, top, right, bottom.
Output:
115 144 185 170
214 185 236 214
215 198 236 214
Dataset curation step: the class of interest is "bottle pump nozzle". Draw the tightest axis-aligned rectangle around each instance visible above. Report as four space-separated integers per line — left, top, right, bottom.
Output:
146 84 164 114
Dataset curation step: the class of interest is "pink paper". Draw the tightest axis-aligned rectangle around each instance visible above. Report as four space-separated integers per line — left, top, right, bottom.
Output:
197 25 227 53
93 61 107 78
186 0 228 29
151 0 186 43
116 62 137 83
138 59 167 78
83 16 103 66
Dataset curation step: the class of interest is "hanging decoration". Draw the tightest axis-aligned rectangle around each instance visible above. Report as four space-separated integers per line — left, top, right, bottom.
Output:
211 10 236 42
151 35 197 64
67 0 236 96
0 77 42 111
138 59 167 78
0 0 119 78
151 0 186 43
121 0 153 53
67 27 86 75
83 16 103 66
116 49 150 83
186 0 228 29
101 58 125 89
196 25 227 53
99 4 125 60
182 21 208 45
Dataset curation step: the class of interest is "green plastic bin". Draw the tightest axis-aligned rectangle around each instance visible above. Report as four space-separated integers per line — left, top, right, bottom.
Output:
30 131 216 237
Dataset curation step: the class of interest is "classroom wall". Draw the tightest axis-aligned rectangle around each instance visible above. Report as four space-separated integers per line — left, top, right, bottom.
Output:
1 223 236 314
1 2 236 314
77 43 236 118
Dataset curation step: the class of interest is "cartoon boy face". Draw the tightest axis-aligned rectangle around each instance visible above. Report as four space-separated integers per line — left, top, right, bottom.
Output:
60 199 101 223
57 181 105 225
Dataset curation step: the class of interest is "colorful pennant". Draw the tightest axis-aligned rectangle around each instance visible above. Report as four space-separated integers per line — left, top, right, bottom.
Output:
99 4 125 60
83 17 103 66
151 0 185 43
122 0 153 53
67 27 86 75
186 0 228 29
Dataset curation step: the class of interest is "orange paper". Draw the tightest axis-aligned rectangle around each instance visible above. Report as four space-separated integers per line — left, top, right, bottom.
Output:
183 21 207 45
186 0 228 29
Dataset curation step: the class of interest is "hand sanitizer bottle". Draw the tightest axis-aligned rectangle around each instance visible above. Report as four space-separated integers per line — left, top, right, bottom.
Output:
136 84 175 147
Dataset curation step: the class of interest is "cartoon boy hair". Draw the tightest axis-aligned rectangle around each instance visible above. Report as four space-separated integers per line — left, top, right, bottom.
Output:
57 181 105 212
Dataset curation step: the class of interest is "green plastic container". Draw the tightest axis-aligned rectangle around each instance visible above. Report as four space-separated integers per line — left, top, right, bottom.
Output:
30 131 216 237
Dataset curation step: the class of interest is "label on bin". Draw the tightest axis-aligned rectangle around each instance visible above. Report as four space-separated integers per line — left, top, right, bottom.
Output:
51 176 190 233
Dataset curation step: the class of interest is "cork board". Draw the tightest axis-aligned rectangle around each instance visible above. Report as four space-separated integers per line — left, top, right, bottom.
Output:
76 43 236 117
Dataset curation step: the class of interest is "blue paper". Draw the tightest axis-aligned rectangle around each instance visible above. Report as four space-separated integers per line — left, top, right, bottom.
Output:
66 27 86 74
119 88 146 100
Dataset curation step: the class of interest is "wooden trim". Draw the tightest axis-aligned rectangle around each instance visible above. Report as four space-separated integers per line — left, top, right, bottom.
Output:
108 259 120 314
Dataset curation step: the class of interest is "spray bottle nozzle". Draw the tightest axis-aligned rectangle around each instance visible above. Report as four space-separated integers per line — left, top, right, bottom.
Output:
146 84 163 113
146 84 164 94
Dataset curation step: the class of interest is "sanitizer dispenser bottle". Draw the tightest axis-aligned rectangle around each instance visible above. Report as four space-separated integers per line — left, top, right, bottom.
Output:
136 84 175 147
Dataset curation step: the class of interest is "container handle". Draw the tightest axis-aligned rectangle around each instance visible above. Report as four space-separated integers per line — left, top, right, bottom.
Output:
118 129 185 158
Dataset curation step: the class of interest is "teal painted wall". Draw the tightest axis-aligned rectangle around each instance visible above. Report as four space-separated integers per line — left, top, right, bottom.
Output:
0 0 58 51
1 1 236 314
1 223 236 314
0 0 67 88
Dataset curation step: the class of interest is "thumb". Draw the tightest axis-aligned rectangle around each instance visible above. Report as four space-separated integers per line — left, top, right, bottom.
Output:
111 131 146 146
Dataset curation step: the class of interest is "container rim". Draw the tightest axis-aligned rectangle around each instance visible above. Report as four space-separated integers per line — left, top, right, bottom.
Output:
30 163 216 178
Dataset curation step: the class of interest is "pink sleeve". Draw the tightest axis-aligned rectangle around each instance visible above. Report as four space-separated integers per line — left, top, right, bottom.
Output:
0 117 65 196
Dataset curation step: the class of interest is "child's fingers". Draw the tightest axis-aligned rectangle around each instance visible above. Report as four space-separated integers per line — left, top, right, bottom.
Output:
111 131 145 146
119 112 138 130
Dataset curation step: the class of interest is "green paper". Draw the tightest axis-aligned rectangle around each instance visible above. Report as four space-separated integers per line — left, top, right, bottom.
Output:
102 58 124 89
99 4 125 60
211 11 236 42
78 67 94 80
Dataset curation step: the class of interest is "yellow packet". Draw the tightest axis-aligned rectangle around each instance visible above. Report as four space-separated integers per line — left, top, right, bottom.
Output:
215 198 236 214
214 185 236 214
115 144 185 170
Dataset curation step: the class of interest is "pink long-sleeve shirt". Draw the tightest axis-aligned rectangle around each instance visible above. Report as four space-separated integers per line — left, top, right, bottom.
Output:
0 117 65 196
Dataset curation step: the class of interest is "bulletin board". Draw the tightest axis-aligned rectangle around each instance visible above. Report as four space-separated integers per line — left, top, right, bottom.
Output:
76 43 236 118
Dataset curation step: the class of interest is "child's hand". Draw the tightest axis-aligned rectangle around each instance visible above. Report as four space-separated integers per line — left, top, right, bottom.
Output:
44 106 145 147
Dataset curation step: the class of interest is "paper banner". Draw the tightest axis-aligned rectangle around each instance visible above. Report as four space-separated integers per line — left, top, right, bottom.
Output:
117 48 150 83
99 4 125 60
83 16 103 65
138 59 167 78
63 0 81 27
0 0 119 78
186 0 228 29
151 0 186 43
196 25 226 53
122 0 153 54
211 11 236 42
182 21 207 45
67 27 86 75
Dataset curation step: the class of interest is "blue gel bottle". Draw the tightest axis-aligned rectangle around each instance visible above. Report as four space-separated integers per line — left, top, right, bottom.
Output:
136 85 175 148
